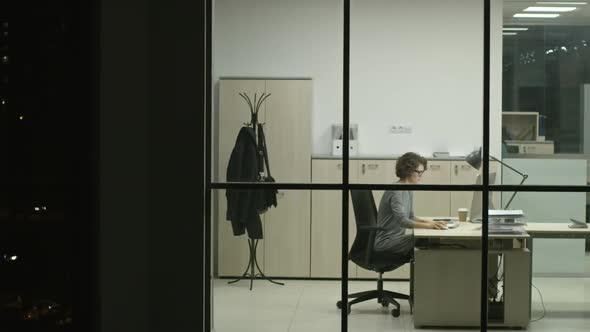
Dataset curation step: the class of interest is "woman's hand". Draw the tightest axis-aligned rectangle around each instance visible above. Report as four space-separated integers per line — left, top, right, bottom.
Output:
429 221 447 230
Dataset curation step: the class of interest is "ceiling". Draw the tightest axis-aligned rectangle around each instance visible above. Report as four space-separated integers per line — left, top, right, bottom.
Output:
503 1 590 25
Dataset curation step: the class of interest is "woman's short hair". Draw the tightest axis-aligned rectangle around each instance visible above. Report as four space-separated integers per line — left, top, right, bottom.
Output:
396 152 428 179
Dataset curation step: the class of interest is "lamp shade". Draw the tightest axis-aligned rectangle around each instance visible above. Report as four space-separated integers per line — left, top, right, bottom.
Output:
466 148 482 170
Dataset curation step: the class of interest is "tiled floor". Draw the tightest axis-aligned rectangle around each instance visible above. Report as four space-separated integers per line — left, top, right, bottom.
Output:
212 277 590 332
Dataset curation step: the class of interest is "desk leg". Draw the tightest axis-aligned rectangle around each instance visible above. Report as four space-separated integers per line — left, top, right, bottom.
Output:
410 258 414 314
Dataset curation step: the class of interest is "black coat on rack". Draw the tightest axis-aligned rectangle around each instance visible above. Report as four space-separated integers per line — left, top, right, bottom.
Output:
225 92 275 239
225 126 263 239
224 91 284 290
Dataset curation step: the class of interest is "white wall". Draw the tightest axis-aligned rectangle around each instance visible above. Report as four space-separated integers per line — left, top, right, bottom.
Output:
213 0 502 158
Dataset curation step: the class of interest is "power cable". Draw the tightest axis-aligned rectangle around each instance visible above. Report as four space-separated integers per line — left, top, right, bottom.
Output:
530 283 546 322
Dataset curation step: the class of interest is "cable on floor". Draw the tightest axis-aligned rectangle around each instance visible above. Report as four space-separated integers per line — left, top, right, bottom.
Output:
530 283 546 322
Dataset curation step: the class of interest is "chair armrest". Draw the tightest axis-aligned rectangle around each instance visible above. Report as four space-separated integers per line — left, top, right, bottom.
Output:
359 225 385 231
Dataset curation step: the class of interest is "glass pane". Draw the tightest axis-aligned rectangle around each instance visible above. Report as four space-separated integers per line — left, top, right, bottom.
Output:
492 190 589 330
349 0 484 180
212 0 343 184
501 0 590 186
212 189 341 332
345 189 483 331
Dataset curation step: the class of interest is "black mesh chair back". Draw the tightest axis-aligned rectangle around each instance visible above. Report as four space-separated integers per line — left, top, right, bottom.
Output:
349 190 410 272
349 190 379 270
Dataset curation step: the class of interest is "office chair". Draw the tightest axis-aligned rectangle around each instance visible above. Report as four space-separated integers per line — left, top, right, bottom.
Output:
336 190 412 317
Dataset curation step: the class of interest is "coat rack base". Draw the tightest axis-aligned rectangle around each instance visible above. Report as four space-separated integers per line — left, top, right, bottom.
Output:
226 239 285 290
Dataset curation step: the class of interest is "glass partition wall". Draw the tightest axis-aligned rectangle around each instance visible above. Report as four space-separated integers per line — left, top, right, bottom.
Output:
499 1 590 331
210 0 343 331
206 0 590 331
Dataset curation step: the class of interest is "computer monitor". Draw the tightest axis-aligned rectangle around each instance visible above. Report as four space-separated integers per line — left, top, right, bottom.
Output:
469 172 496 221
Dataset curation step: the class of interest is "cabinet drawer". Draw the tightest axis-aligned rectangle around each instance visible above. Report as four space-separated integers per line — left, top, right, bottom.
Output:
356 160 396 184
421 161 450 184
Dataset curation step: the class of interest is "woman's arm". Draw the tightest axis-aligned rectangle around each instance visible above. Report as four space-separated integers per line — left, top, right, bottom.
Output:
388 192 445 230
413 217 447 229
412 221 436 229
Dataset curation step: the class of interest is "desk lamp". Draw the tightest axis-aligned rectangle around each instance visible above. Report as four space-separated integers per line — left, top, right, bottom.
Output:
465 148 528 209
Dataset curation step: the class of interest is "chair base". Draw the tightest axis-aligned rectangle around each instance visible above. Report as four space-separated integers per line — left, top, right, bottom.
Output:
337 272 411 317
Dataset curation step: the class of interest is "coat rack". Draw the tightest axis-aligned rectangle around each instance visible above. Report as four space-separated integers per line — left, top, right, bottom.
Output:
240 92 270 129
227 92 284 290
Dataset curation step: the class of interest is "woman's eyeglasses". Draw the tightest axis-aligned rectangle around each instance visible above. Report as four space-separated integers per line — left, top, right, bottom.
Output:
414 169 425 176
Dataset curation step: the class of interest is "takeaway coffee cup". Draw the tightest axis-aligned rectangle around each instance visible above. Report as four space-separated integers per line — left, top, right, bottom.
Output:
458 208 468 222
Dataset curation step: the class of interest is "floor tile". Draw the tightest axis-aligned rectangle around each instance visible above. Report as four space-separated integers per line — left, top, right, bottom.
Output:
212 276 590 332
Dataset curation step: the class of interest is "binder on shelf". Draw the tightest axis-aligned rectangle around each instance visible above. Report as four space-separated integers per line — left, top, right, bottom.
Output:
332 124 358 156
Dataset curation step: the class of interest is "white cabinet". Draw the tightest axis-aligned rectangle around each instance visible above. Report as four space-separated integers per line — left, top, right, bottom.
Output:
310 160 357 278
262 79 312 277
413 161 451 217
449 161 479 215
264 189 310 277
216 79 312 277
355 160 396 184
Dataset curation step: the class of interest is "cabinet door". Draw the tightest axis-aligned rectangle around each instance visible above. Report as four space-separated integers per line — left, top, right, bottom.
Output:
264 190 311 277
450 161 499 215
413 161 451 217
263 80 312 277
264 79 311 183
217 80 266 276
310 160 357 277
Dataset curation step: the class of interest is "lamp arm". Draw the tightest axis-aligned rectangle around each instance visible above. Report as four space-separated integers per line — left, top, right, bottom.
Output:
503 175 527 209
489 155 528 178
487 155 529 209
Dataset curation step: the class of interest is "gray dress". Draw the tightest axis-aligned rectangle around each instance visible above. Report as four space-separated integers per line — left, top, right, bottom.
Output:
374 190 415 255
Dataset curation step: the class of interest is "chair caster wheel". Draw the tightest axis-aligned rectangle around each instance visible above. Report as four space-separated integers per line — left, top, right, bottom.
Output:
391 308 400 317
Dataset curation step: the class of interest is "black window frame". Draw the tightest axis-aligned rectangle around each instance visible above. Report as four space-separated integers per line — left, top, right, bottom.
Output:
203 1 590 331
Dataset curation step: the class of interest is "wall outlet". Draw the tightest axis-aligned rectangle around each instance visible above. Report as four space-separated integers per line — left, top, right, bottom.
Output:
391 125 412 134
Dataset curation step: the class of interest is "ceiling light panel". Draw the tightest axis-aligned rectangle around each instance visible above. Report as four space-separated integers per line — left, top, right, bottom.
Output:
525 6 577 11
514 13 561 18
503 27 529 31
537 2 587 5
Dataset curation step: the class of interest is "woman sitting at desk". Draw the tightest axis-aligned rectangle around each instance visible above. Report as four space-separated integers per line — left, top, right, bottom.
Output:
374 152 447 256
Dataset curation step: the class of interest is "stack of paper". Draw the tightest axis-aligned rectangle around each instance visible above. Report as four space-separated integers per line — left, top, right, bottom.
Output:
489 224 526 234
488 210 526 234
488 210 524 218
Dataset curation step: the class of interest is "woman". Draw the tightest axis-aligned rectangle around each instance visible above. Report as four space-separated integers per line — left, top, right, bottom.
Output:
374 152 447 256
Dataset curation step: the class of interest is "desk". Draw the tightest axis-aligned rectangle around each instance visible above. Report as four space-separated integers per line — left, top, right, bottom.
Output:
413 221 531 329
524 223 590 238
412 221 590 329
523 223 590 324
415 221 529 239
